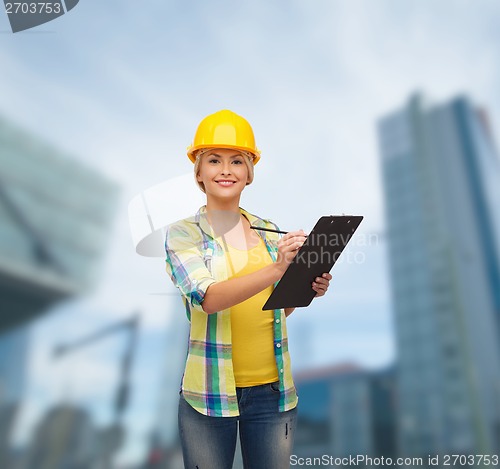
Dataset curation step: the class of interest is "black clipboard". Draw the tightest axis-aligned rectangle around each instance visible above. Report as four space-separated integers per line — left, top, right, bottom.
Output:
262 215 363 310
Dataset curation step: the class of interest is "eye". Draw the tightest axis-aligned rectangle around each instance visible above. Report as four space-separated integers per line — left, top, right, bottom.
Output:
232 159 243 164
208 158 219 164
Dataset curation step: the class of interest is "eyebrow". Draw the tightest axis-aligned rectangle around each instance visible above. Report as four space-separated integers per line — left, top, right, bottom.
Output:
208 153 243 158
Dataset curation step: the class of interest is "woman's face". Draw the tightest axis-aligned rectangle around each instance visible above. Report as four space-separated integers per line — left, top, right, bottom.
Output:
196 148 249 199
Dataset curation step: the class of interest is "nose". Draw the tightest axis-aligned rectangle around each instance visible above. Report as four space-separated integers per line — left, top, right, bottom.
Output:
220 161 232 175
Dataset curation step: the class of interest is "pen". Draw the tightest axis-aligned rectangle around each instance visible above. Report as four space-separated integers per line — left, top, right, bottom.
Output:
250 226 288 235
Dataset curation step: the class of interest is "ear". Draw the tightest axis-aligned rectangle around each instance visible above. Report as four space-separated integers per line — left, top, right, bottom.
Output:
196 167 203 182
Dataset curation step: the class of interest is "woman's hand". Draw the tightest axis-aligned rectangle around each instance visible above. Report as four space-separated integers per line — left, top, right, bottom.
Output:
312 272 332 297
275 229 307 274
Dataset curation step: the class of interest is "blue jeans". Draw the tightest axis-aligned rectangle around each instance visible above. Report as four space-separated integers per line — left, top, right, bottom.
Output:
178 382 298 469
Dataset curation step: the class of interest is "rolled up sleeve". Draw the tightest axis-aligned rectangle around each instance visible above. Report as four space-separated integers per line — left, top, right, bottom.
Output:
164 223 216 313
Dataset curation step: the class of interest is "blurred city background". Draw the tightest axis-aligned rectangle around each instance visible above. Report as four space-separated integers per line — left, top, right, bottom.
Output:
1 1 500 468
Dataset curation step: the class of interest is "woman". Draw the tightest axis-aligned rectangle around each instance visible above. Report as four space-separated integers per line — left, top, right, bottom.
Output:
164 110 332 469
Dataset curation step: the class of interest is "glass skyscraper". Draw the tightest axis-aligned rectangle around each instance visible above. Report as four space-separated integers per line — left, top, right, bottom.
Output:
0 113 120 332
0 113 119 466
378 94 500 457
293 365 396 460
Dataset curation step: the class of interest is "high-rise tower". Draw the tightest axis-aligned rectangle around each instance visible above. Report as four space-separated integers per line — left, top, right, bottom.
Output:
377 94 500 456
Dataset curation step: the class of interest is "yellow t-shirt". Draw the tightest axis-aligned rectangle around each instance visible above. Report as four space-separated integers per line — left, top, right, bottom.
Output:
221 235 279 387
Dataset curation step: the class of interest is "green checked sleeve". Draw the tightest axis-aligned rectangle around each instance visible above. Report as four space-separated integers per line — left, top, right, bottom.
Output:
165 221 216 314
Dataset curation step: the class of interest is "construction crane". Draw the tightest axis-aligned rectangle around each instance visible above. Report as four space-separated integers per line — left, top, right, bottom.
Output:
53 313 140 468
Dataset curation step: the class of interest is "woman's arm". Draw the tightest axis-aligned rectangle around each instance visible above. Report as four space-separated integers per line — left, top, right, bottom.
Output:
201 230 332 317
201 229 307 314
202 262 284 314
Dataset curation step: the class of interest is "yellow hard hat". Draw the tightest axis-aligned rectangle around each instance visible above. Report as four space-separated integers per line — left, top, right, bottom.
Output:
187 110 261 164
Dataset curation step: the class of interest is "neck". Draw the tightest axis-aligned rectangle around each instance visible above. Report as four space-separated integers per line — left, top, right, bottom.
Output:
205 196 243 235
205 195 241 214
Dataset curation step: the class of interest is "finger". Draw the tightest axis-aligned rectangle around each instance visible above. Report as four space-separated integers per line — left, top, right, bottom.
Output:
312 281 327 292
279 236 299 248
313 289 324 297
294 240 305 250
287 234 307 244
284 239 305 251
284 230 304 239
285 237 304 248
285 230 307 243
313 279 330 290
321 273 332 280
314 276 329 286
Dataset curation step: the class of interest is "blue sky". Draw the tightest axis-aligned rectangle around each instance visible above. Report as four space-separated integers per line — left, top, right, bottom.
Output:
2 0 500 464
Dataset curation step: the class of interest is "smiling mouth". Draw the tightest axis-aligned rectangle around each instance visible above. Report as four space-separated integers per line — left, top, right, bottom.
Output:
215 180 236 186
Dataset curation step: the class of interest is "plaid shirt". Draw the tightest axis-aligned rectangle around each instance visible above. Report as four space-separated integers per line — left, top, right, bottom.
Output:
164 205 298 417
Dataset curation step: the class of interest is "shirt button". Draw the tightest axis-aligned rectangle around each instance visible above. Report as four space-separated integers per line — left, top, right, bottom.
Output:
276 319 280 324
276 343 281 348
280 369 284 373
